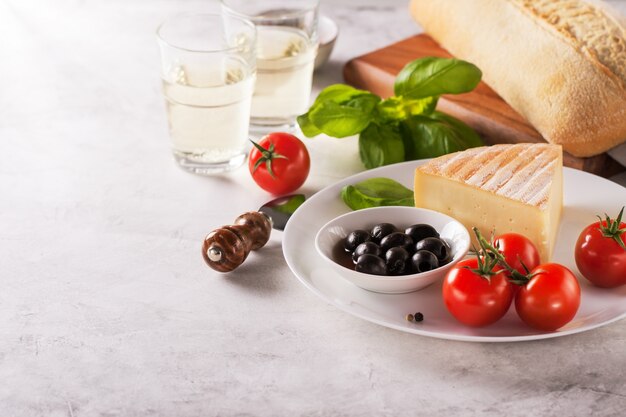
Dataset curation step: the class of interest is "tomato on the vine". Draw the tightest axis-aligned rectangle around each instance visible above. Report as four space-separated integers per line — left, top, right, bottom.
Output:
515 263 580 331
493 233 540 276
442 258 514 327
248 132 310 195
574 207 626 288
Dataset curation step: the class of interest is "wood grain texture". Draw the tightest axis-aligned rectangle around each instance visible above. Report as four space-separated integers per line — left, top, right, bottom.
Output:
343 34 624 178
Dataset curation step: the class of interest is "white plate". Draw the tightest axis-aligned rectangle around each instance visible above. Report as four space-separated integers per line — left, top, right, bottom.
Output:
283 160 626 342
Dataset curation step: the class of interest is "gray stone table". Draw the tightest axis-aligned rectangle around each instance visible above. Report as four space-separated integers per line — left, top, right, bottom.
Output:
0 1 625 416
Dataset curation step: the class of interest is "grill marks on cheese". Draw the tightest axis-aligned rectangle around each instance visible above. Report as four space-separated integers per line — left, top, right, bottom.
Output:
414 143 563 262
510 0 626 89
418 144 560 210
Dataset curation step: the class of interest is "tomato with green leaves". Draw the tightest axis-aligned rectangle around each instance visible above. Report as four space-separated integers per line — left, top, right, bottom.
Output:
249 132 310 195
515 263 581 331
471 227 580 331
574 207 626 288
493 233 540 276
492 233 541 295
442 257 514 327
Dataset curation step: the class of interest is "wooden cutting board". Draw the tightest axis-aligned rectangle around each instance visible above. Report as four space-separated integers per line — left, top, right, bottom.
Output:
343 34 624 178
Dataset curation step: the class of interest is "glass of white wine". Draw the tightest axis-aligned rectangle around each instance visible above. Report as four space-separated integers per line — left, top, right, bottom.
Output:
221 0 319 133
157 13 256 175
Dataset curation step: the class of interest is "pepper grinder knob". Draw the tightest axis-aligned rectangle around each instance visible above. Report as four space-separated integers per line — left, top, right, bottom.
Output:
202 211 272 272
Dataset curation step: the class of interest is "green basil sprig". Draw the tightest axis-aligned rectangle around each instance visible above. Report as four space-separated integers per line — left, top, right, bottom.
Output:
298 57 483 169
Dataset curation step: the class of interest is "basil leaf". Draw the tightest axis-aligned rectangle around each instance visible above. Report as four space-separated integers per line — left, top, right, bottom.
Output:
341 177 414 210
428 111 483 148
309 93 380 138
400 112 484 159
358 123 405 169
394 57 482 99
376 96 438 123
269 194 306 215
297 111 322 137
297 85 377 137
315 84 373 104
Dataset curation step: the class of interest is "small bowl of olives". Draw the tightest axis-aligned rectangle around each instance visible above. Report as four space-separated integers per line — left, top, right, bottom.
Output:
314 206 470 294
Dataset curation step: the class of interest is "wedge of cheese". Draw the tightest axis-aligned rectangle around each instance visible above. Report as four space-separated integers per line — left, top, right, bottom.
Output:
414 144 563 262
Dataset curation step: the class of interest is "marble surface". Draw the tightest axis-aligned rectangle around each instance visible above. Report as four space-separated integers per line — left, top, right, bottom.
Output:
1 1 625 416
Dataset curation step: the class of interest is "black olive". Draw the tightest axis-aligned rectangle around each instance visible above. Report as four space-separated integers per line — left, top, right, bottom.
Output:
440 251 453 266
385 246 410 275
355 254 387 275
344 230 372 252
410 250 439 273
380 232 413 253
405 224 440 244
352 241 382 263
370 223 398 243
415 237 451 263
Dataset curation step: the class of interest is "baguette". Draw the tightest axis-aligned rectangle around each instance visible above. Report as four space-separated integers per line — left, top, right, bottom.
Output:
409 0 626 157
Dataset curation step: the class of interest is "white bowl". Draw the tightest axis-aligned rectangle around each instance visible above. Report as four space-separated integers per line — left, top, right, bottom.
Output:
314 15 339 70
314 206 470 294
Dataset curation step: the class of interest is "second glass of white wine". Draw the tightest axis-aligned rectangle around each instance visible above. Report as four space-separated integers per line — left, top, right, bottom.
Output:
222 0 319 133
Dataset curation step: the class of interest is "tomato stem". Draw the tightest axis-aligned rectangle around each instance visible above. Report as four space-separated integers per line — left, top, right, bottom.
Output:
472 227 531 285
597 206 626 250
462 242 505 281
250 140 289 179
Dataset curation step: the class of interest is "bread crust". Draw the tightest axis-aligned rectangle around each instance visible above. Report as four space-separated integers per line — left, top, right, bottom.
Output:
410 0 626 157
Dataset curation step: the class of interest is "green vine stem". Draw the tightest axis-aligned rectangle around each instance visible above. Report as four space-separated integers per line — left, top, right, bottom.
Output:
597 206 626 250
471 227 542 286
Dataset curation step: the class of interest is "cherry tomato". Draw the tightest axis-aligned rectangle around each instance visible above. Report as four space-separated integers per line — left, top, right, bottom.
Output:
493 233 541 295
493 233 540 276
248 132 310 195
442 258 514 327
574 209 626 288
515 263 580 331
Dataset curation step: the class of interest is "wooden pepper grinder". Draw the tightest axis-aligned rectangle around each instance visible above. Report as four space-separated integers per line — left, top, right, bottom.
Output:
202 211 273 272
